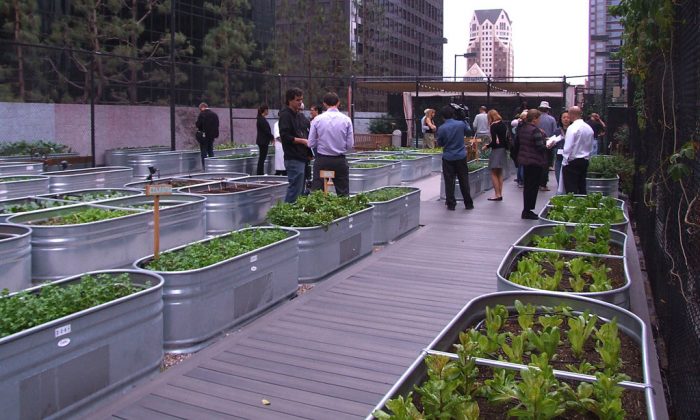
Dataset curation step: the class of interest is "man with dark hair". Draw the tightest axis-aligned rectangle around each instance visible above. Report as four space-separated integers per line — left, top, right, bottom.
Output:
278 87 311 202
308 92 354 196
195 102 219 167
437 104 474 211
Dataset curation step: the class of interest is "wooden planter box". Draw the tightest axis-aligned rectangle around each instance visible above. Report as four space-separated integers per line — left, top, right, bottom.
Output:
0 270 164 420
369 291 657 420
134 227 299 352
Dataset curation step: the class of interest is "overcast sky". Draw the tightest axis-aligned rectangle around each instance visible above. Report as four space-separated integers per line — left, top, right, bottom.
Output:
443 0 589 82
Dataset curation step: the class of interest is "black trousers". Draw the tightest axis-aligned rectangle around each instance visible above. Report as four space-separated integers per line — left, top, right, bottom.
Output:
442 157 473 208
562 158 589 194
199 139 214 168
522 165 544 213
256 143 269 175
311 154 350 196
540 148 554 187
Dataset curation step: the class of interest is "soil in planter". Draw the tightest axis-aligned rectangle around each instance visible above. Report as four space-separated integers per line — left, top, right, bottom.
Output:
509 251 626 292
198 184 263 193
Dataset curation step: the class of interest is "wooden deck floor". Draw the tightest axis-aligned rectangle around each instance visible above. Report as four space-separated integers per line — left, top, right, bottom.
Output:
83 173 668 420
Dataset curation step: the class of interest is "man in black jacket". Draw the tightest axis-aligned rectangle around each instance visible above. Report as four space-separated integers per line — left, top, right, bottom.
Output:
195 102 219 167
278 88 311 202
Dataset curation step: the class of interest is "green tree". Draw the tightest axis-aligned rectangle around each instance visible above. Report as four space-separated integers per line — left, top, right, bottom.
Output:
201 0 257 106
47 0 192 104
0 0 43 101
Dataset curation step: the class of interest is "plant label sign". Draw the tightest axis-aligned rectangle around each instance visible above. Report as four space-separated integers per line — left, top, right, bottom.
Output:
145 184 173 196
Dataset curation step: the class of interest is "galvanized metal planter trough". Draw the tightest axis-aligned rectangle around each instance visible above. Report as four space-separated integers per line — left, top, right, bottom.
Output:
394 154 432 181
134 227 299 353
0 224 32 292
98 193 207 252
409 151 443 172
538 196 629 232
127 150 202 177
365 159 402 185
204 154 258 175
0 175 50 200
439 166 483 200
38 188 142 204
104 146 171 166
497 223 631 308
365 187 421 244
179 180 284 235
0 161 44 176
7 204 150 282
0 196 70 222
0 269 164 420
274 206 374 283
367 291 657 420
348 161 393 193
124 177 218 191
233 175 288 203
40 166 133 193
212 145 257 156
587 173 620 198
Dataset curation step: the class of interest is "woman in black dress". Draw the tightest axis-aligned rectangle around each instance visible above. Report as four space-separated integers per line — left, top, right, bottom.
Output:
255 104 273 175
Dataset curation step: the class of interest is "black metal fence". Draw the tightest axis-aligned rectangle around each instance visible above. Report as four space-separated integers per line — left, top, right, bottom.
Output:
626 1 700 418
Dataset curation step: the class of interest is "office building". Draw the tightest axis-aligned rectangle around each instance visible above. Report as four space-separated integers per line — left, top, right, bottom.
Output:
466 9 514 79
588 0 625 97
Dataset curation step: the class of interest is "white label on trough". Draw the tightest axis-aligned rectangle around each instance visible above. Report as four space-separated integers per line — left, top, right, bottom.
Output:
251 266 257 272
349 224 353 229
96 177 106 183
57 338 71 348
55 324 71 337
250 255 258 263
348 217 354 222
26 165 34 170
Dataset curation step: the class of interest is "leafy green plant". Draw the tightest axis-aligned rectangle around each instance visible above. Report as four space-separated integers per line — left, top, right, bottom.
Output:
0 176 38 182
351 162 385 169
218 153 256 159
361 187 414 203
595 318 622 373
467 161 485 172
515 300 536 330
143 228 289 271
214 142 255 150
567 311 599 358
1 199 67 214
59 191 132 202
267 191 369 228
28 207 137 225
0 273 145 338
0 140 71 156
527 327 561 361
509 364 567 419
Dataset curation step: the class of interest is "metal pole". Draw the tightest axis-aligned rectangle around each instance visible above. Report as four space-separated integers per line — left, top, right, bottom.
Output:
414 78 419 148
229 68 234 144
418 38 422 77
169 0 176 151
90 53 95 167
562 76 567 110
278 74 282 109
486 77 491 108
454 54 457 81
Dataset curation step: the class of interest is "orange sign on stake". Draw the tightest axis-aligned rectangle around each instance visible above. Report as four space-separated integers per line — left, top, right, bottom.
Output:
144 184 172 260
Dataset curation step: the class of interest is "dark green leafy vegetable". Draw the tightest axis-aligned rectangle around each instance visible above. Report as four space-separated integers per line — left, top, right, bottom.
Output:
267 191 369 228
361 187 414 202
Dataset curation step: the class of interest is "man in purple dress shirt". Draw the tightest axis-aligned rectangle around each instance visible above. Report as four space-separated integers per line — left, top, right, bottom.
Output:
308 92 354 196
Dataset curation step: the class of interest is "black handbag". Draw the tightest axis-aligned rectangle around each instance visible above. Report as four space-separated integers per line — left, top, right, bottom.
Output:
195 130 206 144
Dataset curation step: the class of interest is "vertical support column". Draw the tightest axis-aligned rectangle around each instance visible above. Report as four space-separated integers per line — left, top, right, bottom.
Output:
562 75 568 110
89 53 96 168
169 0 177 151
229 68 234 144
414 79 420 148
486 77 491 108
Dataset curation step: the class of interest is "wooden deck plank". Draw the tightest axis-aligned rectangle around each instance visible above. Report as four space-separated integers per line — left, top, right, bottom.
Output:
198 359 382 405
171 374 364 419
132 394 241 419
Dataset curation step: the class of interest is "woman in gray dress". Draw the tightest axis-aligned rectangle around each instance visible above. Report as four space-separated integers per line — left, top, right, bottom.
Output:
483 109 509 200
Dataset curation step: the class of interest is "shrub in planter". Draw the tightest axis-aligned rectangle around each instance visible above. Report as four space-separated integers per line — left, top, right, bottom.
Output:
267 191 373 282
588 154 634 195
0 140 71 156
372 293 653 420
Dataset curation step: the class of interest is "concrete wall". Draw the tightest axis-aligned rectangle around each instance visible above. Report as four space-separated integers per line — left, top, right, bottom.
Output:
0 103 384 165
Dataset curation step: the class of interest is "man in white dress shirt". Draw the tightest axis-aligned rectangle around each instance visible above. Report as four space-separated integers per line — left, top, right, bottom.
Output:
562 106 595 194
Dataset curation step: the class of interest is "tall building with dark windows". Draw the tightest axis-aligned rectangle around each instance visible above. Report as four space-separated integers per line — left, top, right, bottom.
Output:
588 0 625 96
466 9 513 79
